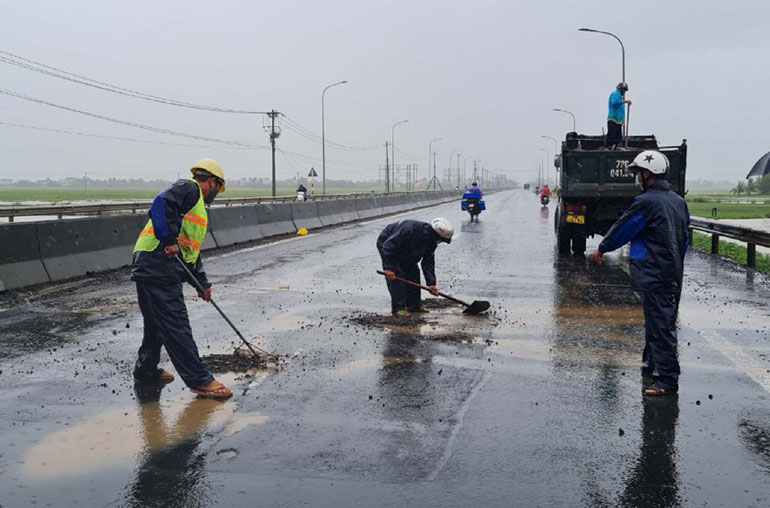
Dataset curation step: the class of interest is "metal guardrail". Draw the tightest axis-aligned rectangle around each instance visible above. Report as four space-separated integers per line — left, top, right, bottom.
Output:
690 217 770 268
0 191 444 222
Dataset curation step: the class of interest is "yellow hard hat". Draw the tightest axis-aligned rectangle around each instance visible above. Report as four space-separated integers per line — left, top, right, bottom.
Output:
190 158 226 192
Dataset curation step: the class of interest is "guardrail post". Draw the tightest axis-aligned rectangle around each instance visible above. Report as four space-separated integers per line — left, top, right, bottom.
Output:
711 233 719 254
747 243 757 268
8 216 13 223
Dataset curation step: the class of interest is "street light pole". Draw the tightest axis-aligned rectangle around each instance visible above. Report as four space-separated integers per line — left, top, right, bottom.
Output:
456 152 462 189
533 156 544 187
321 80 348 195
448 149 460 189
579 28 625 84
391 120 409 192
428 137 441 190
553 108 576 132
538 148 549 187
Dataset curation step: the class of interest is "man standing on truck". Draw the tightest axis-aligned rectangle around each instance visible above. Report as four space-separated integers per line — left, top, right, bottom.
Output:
606 82 632 148
591 150 690 396
377 218 453 316
131 158 233 399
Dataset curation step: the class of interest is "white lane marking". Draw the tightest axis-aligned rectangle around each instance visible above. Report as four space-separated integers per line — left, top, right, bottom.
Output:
206 235 310 260
427 370 490 481
699 328 770 394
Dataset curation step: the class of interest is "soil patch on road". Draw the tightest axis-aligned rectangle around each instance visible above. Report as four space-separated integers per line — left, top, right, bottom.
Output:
201 351 270 373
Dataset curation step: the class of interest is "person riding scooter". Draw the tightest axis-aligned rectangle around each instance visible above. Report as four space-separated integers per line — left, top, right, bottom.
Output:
296 183 308 201
462 182 485 220
540 184 551 205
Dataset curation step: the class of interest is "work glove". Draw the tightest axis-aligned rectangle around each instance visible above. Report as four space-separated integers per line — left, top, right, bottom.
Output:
198 287 212 301
164 244 179 257
383 269 396 281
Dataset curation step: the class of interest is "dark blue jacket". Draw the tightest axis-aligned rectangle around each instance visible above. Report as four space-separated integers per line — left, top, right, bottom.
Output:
131 179 210 289
598 180 690 292
377 220 440 285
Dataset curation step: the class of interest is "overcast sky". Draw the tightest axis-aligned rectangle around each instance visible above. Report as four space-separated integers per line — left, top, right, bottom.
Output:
2 0 768 185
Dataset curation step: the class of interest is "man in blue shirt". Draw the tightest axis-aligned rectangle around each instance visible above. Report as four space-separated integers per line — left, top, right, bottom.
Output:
606 82 632 148
591 150 690 396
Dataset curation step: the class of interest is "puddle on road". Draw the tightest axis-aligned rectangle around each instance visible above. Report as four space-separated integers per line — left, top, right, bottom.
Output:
260 310 308 332
337 355 428 374
21 371 270 480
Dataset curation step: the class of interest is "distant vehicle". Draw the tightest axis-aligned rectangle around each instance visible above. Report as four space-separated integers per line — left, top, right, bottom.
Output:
554 133 687 255
523 183 531 190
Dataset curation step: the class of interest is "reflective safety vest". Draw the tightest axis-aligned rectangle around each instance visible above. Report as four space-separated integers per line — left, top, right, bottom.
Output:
133 180 207 264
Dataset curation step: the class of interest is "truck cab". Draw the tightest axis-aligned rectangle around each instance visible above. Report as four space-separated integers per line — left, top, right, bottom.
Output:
554 133 687 255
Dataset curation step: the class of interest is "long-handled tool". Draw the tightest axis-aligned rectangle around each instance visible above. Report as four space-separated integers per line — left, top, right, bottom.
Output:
377 270 490 314
175 256 277 362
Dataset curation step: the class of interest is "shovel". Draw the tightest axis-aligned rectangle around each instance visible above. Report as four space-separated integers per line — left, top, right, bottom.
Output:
376 270 490 314
175 256 278 362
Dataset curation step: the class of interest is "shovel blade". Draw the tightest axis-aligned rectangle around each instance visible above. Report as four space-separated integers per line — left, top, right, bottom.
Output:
463 300 490 314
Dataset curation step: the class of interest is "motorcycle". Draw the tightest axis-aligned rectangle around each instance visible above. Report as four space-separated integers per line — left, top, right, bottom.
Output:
540 194 549 207
296 191 307 202
461 192 485 222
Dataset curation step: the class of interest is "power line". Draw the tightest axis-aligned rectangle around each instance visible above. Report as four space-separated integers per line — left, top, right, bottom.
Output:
0 121 267 150
277 148 379 167
0 87 265 147
0 49 268 114
280 114 381 152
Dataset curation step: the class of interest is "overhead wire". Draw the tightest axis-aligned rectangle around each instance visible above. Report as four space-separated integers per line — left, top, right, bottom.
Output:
0 49 267 114
0 87 266 147
280 114 381 152
0 121 268 150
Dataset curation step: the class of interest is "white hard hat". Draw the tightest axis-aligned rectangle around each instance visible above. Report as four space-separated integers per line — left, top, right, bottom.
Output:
628 150 669 175
431 217 454 244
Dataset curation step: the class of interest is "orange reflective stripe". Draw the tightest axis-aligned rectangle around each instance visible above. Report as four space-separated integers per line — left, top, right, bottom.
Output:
183 212 207 227
139 226 155 236
177 235 201 250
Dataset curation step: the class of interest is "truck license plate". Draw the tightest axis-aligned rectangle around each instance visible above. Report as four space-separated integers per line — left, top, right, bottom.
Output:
566 214 585 225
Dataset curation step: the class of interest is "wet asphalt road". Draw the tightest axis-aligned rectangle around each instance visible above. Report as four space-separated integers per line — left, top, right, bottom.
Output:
1 189 769 507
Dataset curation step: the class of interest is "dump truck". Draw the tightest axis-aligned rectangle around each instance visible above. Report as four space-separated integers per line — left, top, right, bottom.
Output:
554 133 687 255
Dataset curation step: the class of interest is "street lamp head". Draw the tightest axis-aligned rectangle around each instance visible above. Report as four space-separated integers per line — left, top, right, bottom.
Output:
578 27 597 32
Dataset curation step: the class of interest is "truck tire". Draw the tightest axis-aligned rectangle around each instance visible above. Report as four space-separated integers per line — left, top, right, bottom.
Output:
571 234 586 255
556 210 571 255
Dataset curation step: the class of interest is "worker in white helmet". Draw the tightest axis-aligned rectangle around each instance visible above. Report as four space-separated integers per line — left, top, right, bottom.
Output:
376 218 454 316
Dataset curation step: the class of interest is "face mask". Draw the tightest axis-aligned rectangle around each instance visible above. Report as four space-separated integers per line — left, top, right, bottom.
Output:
204 184 220 204
634 171 645 190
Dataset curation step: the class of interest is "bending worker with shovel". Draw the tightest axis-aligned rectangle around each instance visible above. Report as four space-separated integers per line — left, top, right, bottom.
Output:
376 218 453 316
131 158 232 399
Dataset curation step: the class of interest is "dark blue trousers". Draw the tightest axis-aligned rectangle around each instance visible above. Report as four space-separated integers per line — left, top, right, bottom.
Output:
384 264 421 313
641 291 681 391
134 281 214 388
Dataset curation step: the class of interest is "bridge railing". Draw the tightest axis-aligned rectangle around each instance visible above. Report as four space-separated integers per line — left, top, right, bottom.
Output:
690 217 770 268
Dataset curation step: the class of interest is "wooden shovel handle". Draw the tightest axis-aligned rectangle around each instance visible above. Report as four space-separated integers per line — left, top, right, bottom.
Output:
376 270 470 307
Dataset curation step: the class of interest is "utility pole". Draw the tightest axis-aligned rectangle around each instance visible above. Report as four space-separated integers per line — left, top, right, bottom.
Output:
84 171 87 193
265 110 281 198
385 141 390 192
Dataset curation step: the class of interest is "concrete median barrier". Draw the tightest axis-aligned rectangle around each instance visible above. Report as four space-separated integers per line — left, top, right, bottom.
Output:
1 190 493 290
37 215 145 282
207 205 262 247
256 203 296 237
353 197 384 219
290 201 323 230
0 223 50 291
315 200 342 226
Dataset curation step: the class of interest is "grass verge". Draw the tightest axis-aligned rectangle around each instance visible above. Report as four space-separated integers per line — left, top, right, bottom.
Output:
686 201 770 219
691 231 770 273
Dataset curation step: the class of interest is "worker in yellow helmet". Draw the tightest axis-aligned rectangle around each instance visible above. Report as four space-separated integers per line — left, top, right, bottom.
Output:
131 158 232 399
